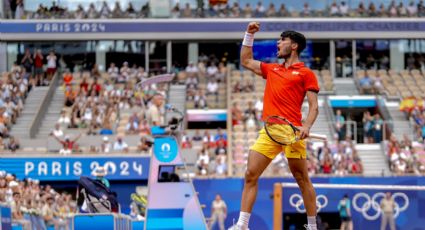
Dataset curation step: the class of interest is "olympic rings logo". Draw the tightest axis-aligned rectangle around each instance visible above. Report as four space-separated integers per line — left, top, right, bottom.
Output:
352 192 409 221
289 194 328 213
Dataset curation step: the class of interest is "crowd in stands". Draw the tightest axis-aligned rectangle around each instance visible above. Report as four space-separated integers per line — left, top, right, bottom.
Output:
182 54 227 109
5 0 425 19
386 133 425 175
0 170 76 229
0 47 54 152
49 61 168 154
180 128 228 176
400 96 425 141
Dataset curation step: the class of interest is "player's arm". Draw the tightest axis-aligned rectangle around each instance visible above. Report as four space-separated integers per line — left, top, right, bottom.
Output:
299 91 319 139
240 22 262 76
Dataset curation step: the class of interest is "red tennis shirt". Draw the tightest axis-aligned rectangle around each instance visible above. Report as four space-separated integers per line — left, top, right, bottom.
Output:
260 62 320 126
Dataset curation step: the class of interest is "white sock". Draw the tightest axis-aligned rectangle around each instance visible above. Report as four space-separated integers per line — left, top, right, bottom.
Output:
236 211 251 229
307 216 317 230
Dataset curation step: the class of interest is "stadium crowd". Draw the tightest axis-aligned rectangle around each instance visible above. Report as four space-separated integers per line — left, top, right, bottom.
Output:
386 133 425 175
0 171 76 229
48 60 169 154
4 0 425 19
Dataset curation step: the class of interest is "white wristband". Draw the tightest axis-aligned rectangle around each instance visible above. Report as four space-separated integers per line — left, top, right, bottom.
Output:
242 32 254 47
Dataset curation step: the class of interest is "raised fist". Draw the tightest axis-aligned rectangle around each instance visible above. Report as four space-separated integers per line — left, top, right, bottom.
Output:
246 22 260 34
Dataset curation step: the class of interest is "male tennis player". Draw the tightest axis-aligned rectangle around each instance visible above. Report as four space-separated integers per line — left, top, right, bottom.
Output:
231 22 320 230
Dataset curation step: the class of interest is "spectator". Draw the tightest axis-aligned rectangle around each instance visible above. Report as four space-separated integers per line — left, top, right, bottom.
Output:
112 1 123 18
389 1 398 17
208 194 227 230
368 2 377 17
182 3 192 17
301 2 311 17
266 3 276 17
146 93 165 126
11 192 31 230
6 136 20 152
113 136 129 152
372 114 384 143
99 1 111 18
339 1 349 16
185 61 199 78
231 102 244 126
330 2 339 17
215 151 227 175
33 49 44 86
254 2 265 17
63 69 73 87
46 50 57 82
335 109 346 140
194 89 207 109
380 192 396 230
398 2 408 17
137 137 151 152
196 146 210 175
50 123 64 138
277 4 289 17
192 129 203 142
338 194 353 230
181 131 192 149
54 133 82 155
357 2 366 16
93 166 110 188
100 136 111 153
206 79 218 99
21 48 33 74
242 3 253 18
407 1 418 16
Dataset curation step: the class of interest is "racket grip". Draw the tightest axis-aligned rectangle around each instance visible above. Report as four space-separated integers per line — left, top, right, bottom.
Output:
309 133 327 140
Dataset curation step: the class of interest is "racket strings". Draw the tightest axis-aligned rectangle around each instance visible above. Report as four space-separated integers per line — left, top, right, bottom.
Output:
266 123 298 145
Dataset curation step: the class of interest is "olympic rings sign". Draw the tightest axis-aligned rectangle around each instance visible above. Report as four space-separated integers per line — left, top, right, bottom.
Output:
289 194 328 213
352 192 409 221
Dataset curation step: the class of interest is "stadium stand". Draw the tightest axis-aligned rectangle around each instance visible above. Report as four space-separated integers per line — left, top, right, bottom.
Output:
5 1 425 19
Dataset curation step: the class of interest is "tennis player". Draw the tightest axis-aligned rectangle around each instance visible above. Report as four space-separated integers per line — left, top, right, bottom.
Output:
231 22 320 230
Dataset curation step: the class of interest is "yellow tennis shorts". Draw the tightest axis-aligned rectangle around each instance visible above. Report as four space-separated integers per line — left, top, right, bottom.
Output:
250 128 307 159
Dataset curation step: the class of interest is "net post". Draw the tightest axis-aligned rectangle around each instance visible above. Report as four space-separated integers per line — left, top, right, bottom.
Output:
273 183 282 230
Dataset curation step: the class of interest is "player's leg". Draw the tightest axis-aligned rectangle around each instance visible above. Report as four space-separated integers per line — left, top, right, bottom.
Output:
286 140 317 230
241 150 272 212
232 128 281 230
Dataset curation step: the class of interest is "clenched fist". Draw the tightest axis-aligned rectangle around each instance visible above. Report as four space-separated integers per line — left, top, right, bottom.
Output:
246 22 260 34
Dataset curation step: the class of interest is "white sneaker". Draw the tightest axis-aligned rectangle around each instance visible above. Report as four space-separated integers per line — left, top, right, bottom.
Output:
227 225 249 230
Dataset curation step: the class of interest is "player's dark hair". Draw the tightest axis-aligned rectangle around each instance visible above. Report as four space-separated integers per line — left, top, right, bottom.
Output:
281 31 306 55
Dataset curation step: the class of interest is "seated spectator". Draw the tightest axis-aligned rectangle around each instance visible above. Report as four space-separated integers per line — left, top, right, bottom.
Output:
181 131 192 149
321 153 333 174
215 142 227 156
63 70 73 87
203 131 216 148
339 1 349 16
196 147 210 175
407 1 418 16
266 3 277 17
100 136 111 153
206 63 218 79
359 74 373 94
99 119 114 135
138 119 151 136
206 80 218 98
138 137 151 152
277 3 289 17
99 1 111 18
107 62 119 81
185 62 199 78
215 151 227 175
243 3 253 18
191 130 202 142
7 136 20 152
194 90 207 109
330 2 339 16
113 136 129 153
231 102 244 126
301 3 311 16
57 110 71 127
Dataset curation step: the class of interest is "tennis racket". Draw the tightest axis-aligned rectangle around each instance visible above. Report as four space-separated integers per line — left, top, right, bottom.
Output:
264 115 327 145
